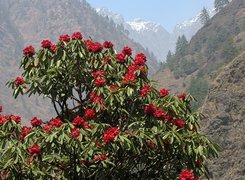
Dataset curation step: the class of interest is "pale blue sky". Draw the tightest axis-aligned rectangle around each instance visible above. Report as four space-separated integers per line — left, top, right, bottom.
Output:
87 0 214 32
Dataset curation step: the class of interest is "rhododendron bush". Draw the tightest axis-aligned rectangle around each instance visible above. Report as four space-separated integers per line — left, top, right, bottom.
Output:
0 32 218 179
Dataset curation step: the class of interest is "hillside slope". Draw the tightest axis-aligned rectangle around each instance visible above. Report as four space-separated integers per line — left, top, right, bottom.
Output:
0 0 158 123
201 52 245 179
153 0 244 107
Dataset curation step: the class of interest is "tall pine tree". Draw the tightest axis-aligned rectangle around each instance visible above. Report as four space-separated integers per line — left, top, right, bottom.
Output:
175 35 188 56
200 7 210 25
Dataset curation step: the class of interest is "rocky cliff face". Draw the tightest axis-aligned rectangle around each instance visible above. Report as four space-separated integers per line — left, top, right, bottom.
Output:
201 52 245 179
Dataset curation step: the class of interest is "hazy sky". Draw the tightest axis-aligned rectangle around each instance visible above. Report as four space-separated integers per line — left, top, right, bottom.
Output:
87 0 214 32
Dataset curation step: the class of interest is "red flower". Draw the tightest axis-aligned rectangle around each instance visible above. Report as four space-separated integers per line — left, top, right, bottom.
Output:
140 84 151 97
72 116 85 128
69 128 80 141
23 45 35 57
11 115 21 123
123 72 136 83
128 65 140 74
116 53 126 63
134 53 146 66
72 32 83 40
103 127 119 143
0 115 8 125
163 115 172 121
59 34 70 42
97 142 102 147
50 118 62 127
94 77 106 87
42 124 53 133
30 117 43 127
178 93 187 100
90 92 103 104
94 154 107 161
93 70 105 78
85 40 103 53
153 109 165 119
19 126 32 141
103 41 114 48
110 85 119 91
159 88 169 97
144 104 157 115
51 44 57 53
0 106 2 113
84 109 96 121
122 46 132 55
41 40 52 48
179 169 194 180
15 77 25 86
173 119 185 129
29 144 42 157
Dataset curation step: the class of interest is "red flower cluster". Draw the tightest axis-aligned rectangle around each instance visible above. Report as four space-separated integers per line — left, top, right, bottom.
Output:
72 116 88 129
140 84 151 97
69 128 80 141
122 46 132 56
90 92 103 104
23 45 35 57
144 104 157 115
72 32 83 40
178 93 187 100
29 144 42 157
59 34 70 42
0 114 10 125
42 124 53 133
84 40 103 53
84 109 96 121
103 41 114 48
116 53 126 63
50 118 63 127
30 117 43 127
15 77 25 86
94 77 106 87
134 53 146 66
179 169 195 180
159 88 169 97
103 127 119 143
92 70 105 78
41 40 52 48
173 119 185 129
0 106 2 113
19 126 32 141
153 109 165 119
94 154 107 161
11 115 21 123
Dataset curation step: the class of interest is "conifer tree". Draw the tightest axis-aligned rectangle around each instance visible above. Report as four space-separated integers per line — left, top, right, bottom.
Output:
200 7 210 25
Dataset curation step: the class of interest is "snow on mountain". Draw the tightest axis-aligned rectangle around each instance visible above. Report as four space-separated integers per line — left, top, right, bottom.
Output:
96 8 124 25
126 19 170 61
96 7 217 62
170 8 216 51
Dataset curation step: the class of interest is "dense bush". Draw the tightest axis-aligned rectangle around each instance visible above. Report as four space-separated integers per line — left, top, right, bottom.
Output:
1 32 218 179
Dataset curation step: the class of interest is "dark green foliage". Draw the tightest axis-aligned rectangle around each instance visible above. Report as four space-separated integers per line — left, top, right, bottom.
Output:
175 35 189 57
187 77 209 110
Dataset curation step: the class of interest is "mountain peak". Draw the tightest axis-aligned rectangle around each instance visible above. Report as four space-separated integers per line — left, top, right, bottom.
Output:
127 19 161 33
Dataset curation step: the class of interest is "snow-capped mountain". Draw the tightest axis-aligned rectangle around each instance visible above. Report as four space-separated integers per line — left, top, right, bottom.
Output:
169 8 216 51
96 8 125 25
126 19 170 61
96 7 216 62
